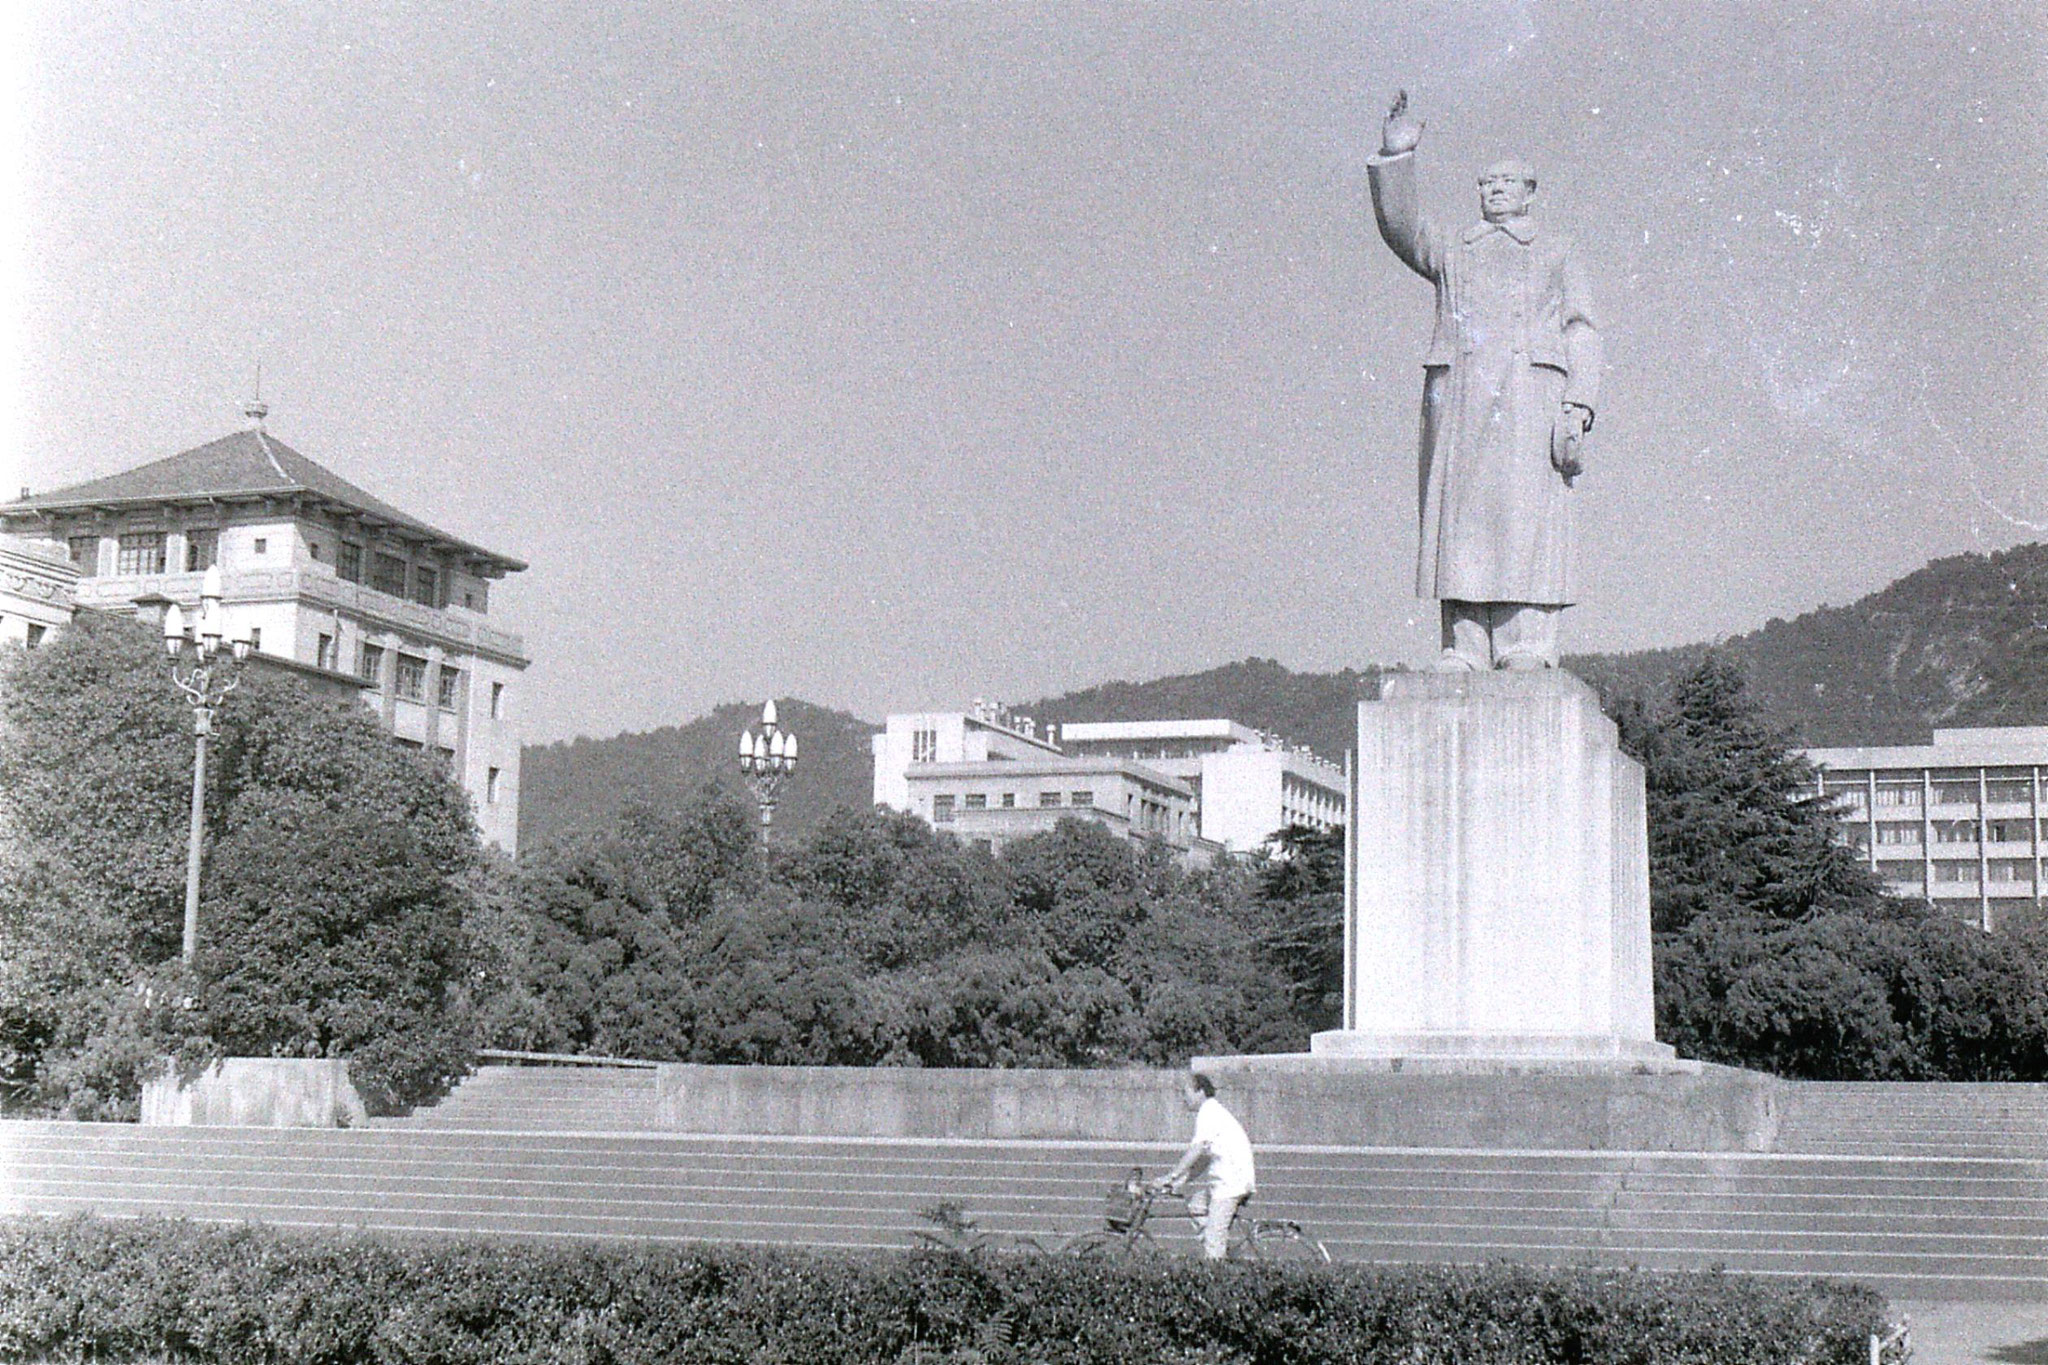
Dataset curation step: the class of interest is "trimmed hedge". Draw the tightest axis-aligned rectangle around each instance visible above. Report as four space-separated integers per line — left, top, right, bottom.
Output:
0 1215 1888 1364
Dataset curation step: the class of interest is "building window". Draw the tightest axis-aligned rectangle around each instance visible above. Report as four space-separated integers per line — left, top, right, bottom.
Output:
247 627 261 651
184 529 218 572
1039 791 1062 807
1875 860 1922 884
395 654 427 701
116 532 166 575
933 795 956 824
1069 791 1093 807
965 794 987 810
1933 781 1980 806
252 537 267 556
357 642 385 685
1874 822 1921 846
1986 778 2033 804
371 552 408 597
1986 819 2031 844
1987 858 2032 884
337 542 364 583
433 747 456 776
25 624 45 649
412 564 439 608
437 666 460 710
1933 860 1977 883
67 536 97 571
912 728 938 763
316 634 336 671
1875 784 1922 808
490 682 504 719
309 541 322 561
486 767 500 804
1934 820 1981 845
1001 793 1016 808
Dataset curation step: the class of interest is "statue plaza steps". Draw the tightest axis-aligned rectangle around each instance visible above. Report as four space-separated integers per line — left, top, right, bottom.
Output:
375 1064 663 1132
1775 1083 2048 1158
6 1120 2047 1301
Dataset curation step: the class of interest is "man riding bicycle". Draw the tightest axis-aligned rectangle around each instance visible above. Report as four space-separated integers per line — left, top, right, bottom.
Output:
1152 1072 1255 1259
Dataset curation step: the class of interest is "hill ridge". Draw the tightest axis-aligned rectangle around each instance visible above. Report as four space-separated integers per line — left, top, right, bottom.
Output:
519 543 2048 847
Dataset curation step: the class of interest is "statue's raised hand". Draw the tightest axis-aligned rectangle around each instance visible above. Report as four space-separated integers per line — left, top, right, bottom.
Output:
1381 89 1423 156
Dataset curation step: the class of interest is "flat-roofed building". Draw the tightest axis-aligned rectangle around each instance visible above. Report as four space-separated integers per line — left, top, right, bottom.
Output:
1801 726 2048 931
871 702 1066 812
1057 718 1347 853
0 533 78 650
905 755 1212 861
2 408 530 852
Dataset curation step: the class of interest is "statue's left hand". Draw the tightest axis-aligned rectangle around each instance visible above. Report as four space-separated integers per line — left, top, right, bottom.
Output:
1552 404 1593 481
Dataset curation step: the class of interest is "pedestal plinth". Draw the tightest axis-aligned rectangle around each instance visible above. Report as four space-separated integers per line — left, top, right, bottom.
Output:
1312 668 1674 1064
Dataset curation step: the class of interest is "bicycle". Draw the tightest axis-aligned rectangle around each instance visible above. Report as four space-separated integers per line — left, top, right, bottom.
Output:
1060 1166 1329 1263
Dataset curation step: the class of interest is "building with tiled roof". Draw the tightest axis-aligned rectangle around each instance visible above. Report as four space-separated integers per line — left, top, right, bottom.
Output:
1 405 529 852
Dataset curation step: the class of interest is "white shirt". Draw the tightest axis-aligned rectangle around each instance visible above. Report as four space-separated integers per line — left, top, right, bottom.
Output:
1193 1097 1255 1199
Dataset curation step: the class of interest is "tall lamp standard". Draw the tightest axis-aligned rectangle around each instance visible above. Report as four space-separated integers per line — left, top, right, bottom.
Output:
737 700 798 833
161 565 251 962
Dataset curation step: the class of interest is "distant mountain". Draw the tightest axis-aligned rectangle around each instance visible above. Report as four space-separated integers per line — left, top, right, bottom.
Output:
1022 657 1381 766
517 699 877 851
517 544 2048 850
1567 543 2048 745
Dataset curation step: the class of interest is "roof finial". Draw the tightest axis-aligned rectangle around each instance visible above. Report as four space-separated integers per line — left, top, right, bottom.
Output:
244 363 268 431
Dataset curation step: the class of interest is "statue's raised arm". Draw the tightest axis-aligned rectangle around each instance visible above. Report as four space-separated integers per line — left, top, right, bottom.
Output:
1368 90 1435 279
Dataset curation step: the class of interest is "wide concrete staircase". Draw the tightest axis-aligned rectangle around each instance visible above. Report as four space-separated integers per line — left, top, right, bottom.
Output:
1777 1082 2048 1159
375 1062 663 1132
9 1076 2048 1300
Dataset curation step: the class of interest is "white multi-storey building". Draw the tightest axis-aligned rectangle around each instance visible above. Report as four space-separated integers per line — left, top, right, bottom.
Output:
1802 726 2048 932
873 703 1344 859
1056 718 1347 853
0 534 78 650
1 407 530 852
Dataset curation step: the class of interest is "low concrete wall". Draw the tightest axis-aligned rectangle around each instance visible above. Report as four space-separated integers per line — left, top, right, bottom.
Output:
141 1058 368 1128
653 1059 1782 1151
656 1064 1188 1142
1195 1055 1783 1152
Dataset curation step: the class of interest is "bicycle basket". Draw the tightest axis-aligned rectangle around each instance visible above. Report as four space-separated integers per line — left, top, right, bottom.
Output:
1104 1178 1148 1232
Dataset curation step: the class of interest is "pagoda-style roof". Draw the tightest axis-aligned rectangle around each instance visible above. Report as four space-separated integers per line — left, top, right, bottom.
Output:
2 428 525 577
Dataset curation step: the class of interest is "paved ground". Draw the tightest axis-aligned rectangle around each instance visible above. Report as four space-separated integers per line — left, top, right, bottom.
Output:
1897 1302 2048 1364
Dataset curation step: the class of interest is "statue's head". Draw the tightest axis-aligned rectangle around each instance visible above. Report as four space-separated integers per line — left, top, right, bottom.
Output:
1478 160 1537 223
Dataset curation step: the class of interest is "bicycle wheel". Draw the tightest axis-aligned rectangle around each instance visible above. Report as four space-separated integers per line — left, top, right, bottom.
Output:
1244 1219 1330 1263
1061 1227 1161 1258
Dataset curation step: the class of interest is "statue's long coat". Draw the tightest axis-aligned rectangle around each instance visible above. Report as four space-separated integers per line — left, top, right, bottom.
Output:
1368 150 1603 605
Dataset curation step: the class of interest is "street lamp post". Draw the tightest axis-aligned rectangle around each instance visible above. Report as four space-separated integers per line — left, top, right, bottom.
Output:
161 565 251 962
737 699 798 833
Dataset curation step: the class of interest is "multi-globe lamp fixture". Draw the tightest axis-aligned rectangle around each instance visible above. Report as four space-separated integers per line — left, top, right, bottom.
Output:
161 565 253 962
737 700 798 832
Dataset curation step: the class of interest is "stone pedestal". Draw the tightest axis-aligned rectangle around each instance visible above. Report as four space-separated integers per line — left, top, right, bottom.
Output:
1312 668 1674 1064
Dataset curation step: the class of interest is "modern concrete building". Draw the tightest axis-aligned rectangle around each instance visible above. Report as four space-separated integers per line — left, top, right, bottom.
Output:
1 407 530 852
870 702 1065 813
1801 726 2048 931
873 702 1336 860
905 755 1208 860
0 533 78 650
1057 718 1347 853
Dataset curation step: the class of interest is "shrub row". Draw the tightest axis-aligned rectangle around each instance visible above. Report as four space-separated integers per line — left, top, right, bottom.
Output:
0 1215 1889 1364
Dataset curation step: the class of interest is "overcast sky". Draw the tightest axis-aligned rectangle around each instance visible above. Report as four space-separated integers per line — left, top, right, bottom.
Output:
6 3 2044 743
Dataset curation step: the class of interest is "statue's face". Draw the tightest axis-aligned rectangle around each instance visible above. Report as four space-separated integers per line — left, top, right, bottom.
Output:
1478 163 1536 222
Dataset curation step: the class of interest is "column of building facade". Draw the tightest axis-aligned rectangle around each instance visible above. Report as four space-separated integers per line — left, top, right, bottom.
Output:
1976 767 1992 931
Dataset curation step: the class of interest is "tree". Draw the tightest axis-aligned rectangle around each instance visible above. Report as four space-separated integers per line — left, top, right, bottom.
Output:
1611 653 1886 934
0 613 484 1116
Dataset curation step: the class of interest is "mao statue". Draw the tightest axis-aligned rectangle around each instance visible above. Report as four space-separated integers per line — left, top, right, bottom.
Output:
1368 90 1604 671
